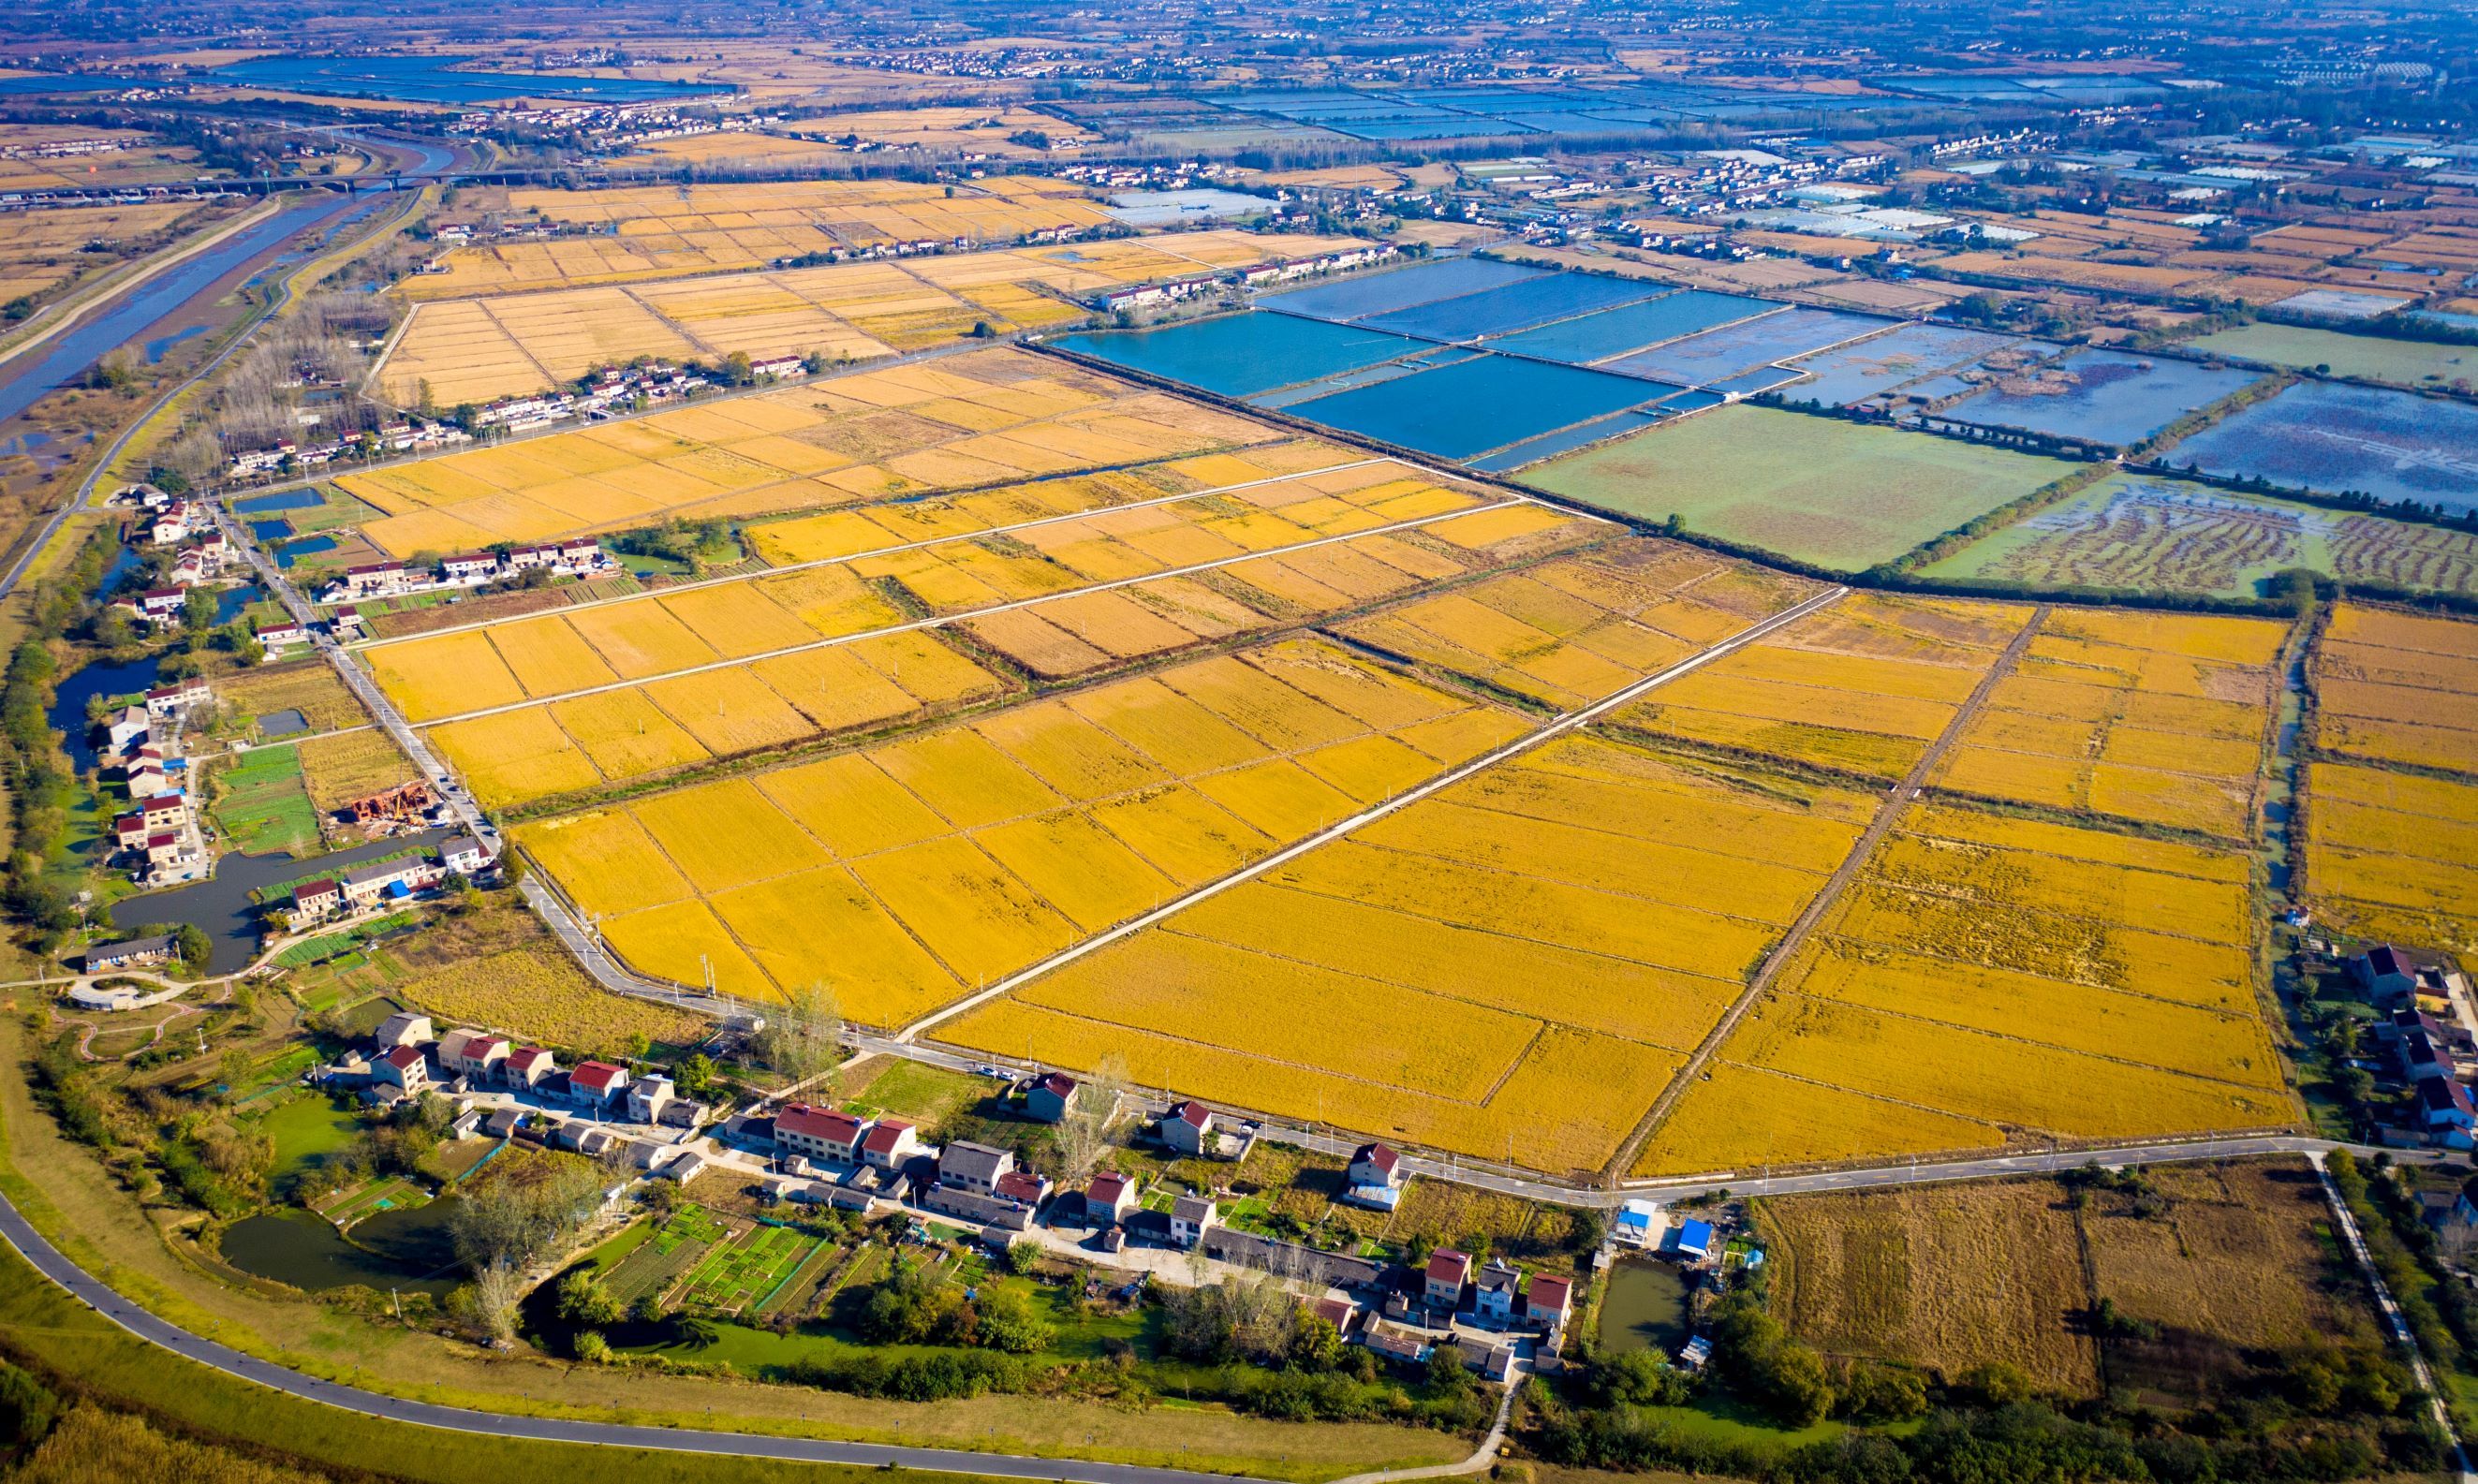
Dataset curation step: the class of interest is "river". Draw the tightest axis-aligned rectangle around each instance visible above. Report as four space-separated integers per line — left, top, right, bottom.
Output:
0 191 369 431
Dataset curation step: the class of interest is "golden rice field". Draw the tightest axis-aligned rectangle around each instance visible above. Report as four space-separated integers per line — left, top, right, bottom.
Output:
514 638 1538 1026
1640 798 2289 1176
1927 607 2287 840
398 177 1114 299
2311 603 2478 778
361 458 1471 719
627 110 1099 164
341 348 1290 556
934 553 1845 1173
2304 761 2478 952
1335 548 1819 711
390 480 1602 810
381 232 1358 405
1611 593 2034 782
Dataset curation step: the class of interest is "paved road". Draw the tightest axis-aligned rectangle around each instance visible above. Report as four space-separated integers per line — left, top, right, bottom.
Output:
0 1184 1291 1482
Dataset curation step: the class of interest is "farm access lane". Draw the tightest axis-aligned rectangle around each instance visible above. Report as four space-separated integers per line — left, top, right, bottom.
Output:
0 1185 1295 1484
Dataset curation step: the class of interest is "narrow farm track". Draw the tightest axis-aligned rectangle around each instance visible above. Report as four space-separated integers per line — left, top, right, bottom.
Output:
900 582 1851 1044
2313 1155 2478 1482
1602 602 2054 1183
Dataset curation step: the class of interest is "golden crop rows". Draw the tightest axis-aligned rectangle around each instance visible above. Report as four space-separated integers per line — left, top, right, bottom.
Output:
514 638 1527 1026
344 348 1288 556
1925 607 2288 840
938 554 1848 1175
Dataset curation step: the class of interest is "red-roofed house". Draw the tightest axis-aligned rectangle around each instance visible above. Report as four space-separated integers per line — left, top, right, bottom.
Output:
455 1034 510 1082
506 1046 558 1088
569 1060 629 1109
1525 1273 1572 1330
775 1103 864 1165
1162 1098 1214 1155
1425 1249 1471 1310
1025 1071 1078 1123
1083 1170 1137 1226
373 1044 428 1093
859 1118 919 1169
1349 1142 1402 1188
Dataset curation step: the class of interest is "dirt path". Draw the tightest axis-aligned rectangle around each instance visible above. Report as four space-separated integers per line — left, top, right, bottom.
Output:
1602 602 2053 1183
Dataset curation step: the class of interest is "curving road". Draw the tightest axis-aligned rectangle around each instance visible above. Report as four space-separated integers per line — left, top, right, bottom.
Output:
0 1184 1282 1482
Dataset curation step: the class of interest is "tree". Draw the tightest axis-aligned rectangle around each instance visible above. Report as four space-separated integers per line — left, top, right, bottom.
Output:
1290 1312 1345 1372
754 981 842 1093
175 923 212 976
555 1269 624 1328
676 1052 716 1097
1055 1050 1125 1180
463 1259 523 1344
181 587 217 634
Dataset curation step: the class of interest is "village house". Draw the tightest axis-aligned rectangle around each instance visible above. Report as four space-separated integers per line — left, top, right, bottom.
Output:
372 1044 428 1094
569 1060 629 1110
1025 1071 1078 1123
1424 1249 1471 1311
1360 1319 1432 1368
1346 1141 1404 1210
144 677 212 718
255 621 307 654
130 588 184 625
455 1033 511 1083
1170 1194 1217 1248
1471 1259 1523 1326
288 878 344 925
81 934 176 972
440 835 493 874
938 1140 1013 1194
372 1012 432 1049
775 1103 864 1165
1161 1098 1214 1155
1081 1170 1137 1227
627 1074 676 1124
859 1118 919 1169
338 855 445 907
1526 1273 1573 1331
506 1046 558 1088
2358 944 2471 1006
104 705 150 753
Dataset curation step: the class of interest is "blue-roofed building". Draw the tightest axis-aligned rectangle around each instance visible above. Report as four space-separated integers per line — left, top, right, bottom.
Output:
1668 1218 1715 1261
1615 1198 1665 1248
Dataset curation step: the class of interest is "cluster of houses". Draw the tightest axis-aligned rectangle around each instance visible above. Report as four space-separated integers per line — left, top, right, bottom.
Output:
225 418 471 480
321 1013 715 1171
105 488 240 632
317 539 616 605
2362 944 2478 1147
1090 243 1396 315
100 675 214 884
281 834 494 930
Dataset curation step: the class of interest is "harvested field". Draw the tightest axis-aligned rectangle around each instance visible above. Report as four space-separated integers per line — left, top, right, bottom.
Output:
1757 1160 2375 1405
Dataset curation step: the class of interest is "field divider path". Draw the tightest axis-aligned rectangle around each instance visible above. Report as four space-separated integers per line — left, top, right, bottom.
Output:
898 581 1851 1043
1600 601 2053 1183
400 491 1536 728
348 458 1395 652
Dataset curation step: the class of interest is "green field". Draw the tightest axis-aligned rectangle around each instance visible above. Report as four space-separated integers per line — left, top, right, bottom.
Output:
1924 471 2478 597
1522 404 2076 570
209 744 318 857
2187 321 2478 391
252 1094 363 1197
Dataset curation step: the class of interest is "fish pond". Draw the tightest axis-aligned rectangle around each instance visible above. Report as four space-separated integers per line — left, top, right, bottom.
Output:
1940 349 2261 448
1052 312 1422 398
1598 1256 1691 1356
2163 380 2478 512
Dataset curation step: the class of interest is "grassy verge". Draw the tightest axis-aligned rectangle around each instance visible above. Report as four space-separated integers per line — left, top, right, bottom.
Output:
0 1014 1459 1481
